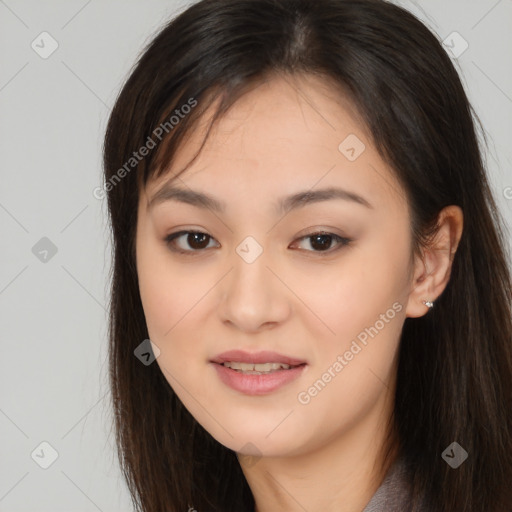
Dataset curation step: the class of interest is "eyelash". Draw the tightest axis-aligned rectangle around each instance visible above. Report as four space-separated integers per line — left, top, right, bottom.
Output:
164 230 352 256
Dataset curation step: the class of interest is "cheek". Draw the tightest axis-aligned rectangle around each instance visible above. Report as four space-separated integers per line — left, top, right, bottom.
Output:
296 235 411 348
293 226 410 404
291 256 408 448
136 231 201 343
136 253 206 414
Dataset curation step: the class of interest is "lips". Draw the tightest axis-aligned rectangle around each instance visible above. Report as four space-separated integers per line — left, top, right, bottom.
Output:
210 349 307 367
211 355 308 395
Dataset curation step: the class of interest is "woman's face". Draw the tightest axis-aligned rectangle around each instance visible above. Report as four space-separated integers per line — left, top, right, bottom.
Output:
136 74 416 459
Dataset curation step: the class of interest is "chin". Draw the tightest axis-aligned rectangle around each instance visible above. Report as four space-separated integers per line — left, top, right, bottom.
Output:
198 415 310 458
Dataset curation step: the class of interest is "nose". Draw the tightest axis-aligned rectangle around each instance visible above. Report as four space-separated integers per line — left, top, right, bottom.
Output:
217 242 291 333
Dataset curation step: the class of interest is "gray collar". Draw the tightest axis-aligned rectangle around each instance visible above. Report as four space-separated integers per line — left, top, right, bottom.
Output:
362 458 413 512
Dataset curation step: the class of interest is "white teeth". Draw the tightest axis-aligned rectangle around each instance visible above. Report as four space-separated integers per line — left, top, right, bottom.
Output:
223 362 292 372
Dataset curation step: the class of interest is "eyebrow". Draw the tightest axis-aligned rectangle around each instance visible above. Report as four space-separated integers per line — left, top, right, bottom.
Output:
148 183 373 214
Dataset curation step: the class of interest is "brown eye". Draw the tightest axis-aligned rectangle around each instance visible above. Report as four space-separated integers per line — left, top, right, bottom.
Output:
309 233 335 251
292 232 352 253
165 231 218 253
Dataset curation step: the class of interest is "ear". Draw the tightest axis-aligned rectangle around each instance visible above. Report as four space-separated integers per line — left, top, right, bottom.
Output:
406 205 464 318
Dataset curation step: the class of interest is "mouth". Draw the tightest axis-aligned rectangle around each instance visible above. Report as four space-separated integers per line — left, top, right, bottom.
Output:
219 361 305 375
210 350 308 395
210 349 307 367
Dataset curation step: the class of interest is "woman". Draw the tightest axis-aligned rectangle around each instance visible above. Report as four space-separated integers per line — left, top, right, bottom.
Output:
102 0 512 510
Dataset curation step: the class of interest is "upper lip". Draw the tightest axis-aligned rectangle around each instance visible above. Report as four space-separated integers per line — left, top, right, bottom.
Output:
210 350 307 366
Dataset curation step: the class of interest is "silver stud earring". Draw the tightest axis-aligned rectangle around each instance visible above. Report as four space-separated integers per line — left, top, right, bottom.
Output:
422 299 434 308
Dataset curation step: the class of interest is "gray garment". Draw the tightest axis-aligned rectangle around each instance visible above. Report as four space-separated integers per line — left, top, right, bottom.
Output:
362 458 414 512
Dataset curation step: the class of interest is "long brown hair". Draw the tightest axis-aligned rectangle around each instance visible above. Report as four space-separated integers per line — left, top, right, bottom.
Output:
102 0 512 510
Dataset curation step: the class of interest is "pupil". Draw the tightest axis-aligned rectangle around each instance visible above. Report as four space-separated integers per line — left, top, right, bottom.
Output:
311 234 331 251
189 233 209 249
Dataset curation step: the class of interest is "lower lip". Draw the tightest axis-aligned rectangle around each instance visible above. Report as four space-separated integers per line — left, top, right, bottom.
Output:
211 363 307 395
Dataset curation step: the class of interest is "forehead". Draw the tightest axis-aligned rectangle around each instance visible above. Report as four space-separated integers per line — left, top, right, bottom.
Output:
142 74 408 215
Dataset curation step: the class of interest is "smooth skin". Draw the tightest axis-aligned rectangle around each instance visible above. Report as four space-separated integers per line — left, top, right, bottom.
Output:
135 74 463 512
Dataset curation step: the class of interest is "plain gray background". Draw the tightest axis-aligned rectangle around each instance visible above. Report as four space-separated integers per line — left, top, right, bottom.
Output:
1 1 511 510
